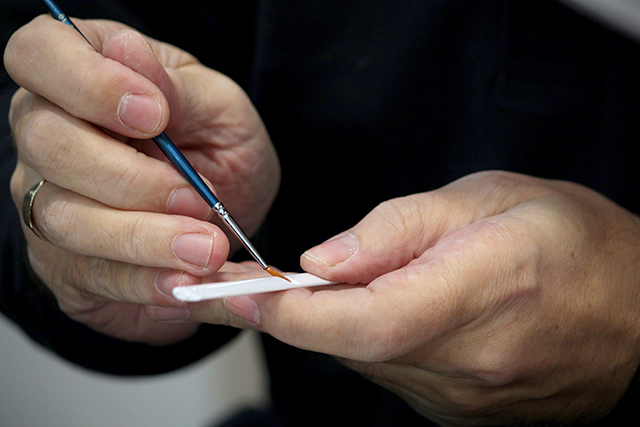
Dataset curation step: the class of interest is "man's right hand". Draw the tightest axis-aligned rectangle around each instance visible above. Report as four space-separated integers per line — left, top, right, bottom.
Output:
4 16 280 345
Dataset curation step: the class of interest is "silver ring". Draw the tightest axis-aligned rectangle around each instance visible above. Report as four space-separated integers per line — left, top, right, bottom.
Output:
22 179 48 241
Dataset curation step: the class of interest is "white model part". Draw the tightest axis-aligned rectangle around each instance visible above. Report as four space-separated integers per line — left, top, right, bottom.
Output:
173 273 337 302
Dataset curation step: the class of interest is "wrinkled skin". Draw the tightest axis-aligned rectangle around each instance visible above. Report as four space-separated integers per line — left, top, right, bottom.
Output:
5 17 279 345
208 172 640 426
6 16 640 427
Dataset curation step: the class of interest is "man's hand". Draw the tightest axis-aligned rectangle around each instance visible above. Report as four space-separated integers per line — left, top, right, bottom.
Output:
206 171 640 425
4 16 280 345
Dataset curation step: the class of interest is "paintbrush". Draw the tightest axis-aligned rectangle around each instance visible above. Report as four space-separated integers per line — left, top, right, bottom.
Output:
38 0 289 282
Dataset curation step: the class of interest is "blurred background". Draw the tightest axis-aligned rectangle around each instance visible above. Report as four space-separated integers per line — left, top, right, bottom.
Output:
0 314 269 427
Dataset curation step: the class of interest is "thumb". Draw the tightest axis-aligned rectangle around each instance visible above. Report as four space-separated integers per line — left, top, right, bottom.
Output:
301 197 434 284
300 172 543 284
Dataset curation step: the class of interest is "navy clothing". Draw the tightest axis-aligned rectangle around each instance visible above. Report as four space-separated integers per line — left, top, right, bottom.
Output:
2 0 640 425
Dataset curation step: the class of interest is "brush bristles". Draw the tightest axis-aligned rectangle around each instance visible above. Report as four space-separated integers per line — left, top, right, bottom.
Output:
266 266 291 282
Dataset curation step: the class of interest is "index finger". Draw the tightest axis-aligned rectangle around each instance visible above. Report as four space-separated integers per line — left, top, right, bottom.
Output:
216 212 543 362
218 266 456 362
4 15 169 138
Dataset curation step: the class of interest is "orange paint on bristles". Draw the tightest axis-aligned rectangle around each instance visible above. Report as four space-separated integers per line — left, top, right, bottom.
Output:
266 266 291 282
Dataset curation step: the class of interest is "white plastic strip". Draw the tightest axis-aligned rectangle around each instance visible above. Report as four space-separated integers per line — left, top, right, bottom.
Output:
172 273 337 302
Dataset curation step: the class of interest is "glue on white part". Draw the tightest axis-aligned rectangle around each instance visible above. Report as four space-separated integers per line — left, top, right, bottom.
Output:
172 273 337 302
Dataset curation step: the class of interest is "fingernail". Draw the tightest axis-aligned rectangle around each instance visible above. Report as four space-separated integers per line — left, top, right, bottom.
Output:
155 270 179 298
155 270 197 299
146 305 190 323
302 233 359 267
225 295 260 325
167 187 212 220
173 233 214 268
118 94 162 133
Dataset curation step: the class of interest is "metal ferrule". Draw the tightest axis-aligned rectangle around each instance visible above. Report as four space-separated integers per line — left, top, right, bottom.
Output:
214 203 268 270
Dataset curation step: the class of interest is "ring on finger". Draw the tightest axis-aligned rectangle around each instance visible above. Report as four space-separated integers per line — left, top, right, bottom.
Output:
22 179 49 242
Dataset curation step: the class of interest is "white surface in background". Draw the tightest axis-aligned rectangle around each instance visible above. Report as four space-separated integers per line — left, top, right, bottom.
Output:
561 0 640 40
0 314 269 427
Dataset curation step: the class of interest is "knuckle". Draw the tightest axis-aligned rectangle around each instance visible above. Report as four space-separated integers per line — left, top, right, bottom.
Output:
3 23 34 78
108 152 175 212
79 257 113 299
40 195 75 244
63 61 94 112
117 213 150 260
26 243 90 305
368 196 424 241
8 88 31 135
433 351 522 414
9 91 79 180
82 257 151 304
112 156 148 203
435 384 494 416
17 107 69 174
457 342 523 388
9 168 24 208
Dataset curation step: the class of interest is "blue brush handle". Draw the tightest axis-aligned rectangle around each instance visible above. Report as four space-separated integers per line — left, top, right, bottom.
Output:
40 0 93 45
40 0 71 24
39 0 221 209
152 133 220 207
37 0 275 272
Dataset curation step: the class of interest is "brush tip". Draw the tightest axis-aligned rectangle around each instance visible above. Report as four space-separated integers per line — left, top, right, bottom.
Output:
266 266 291 282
